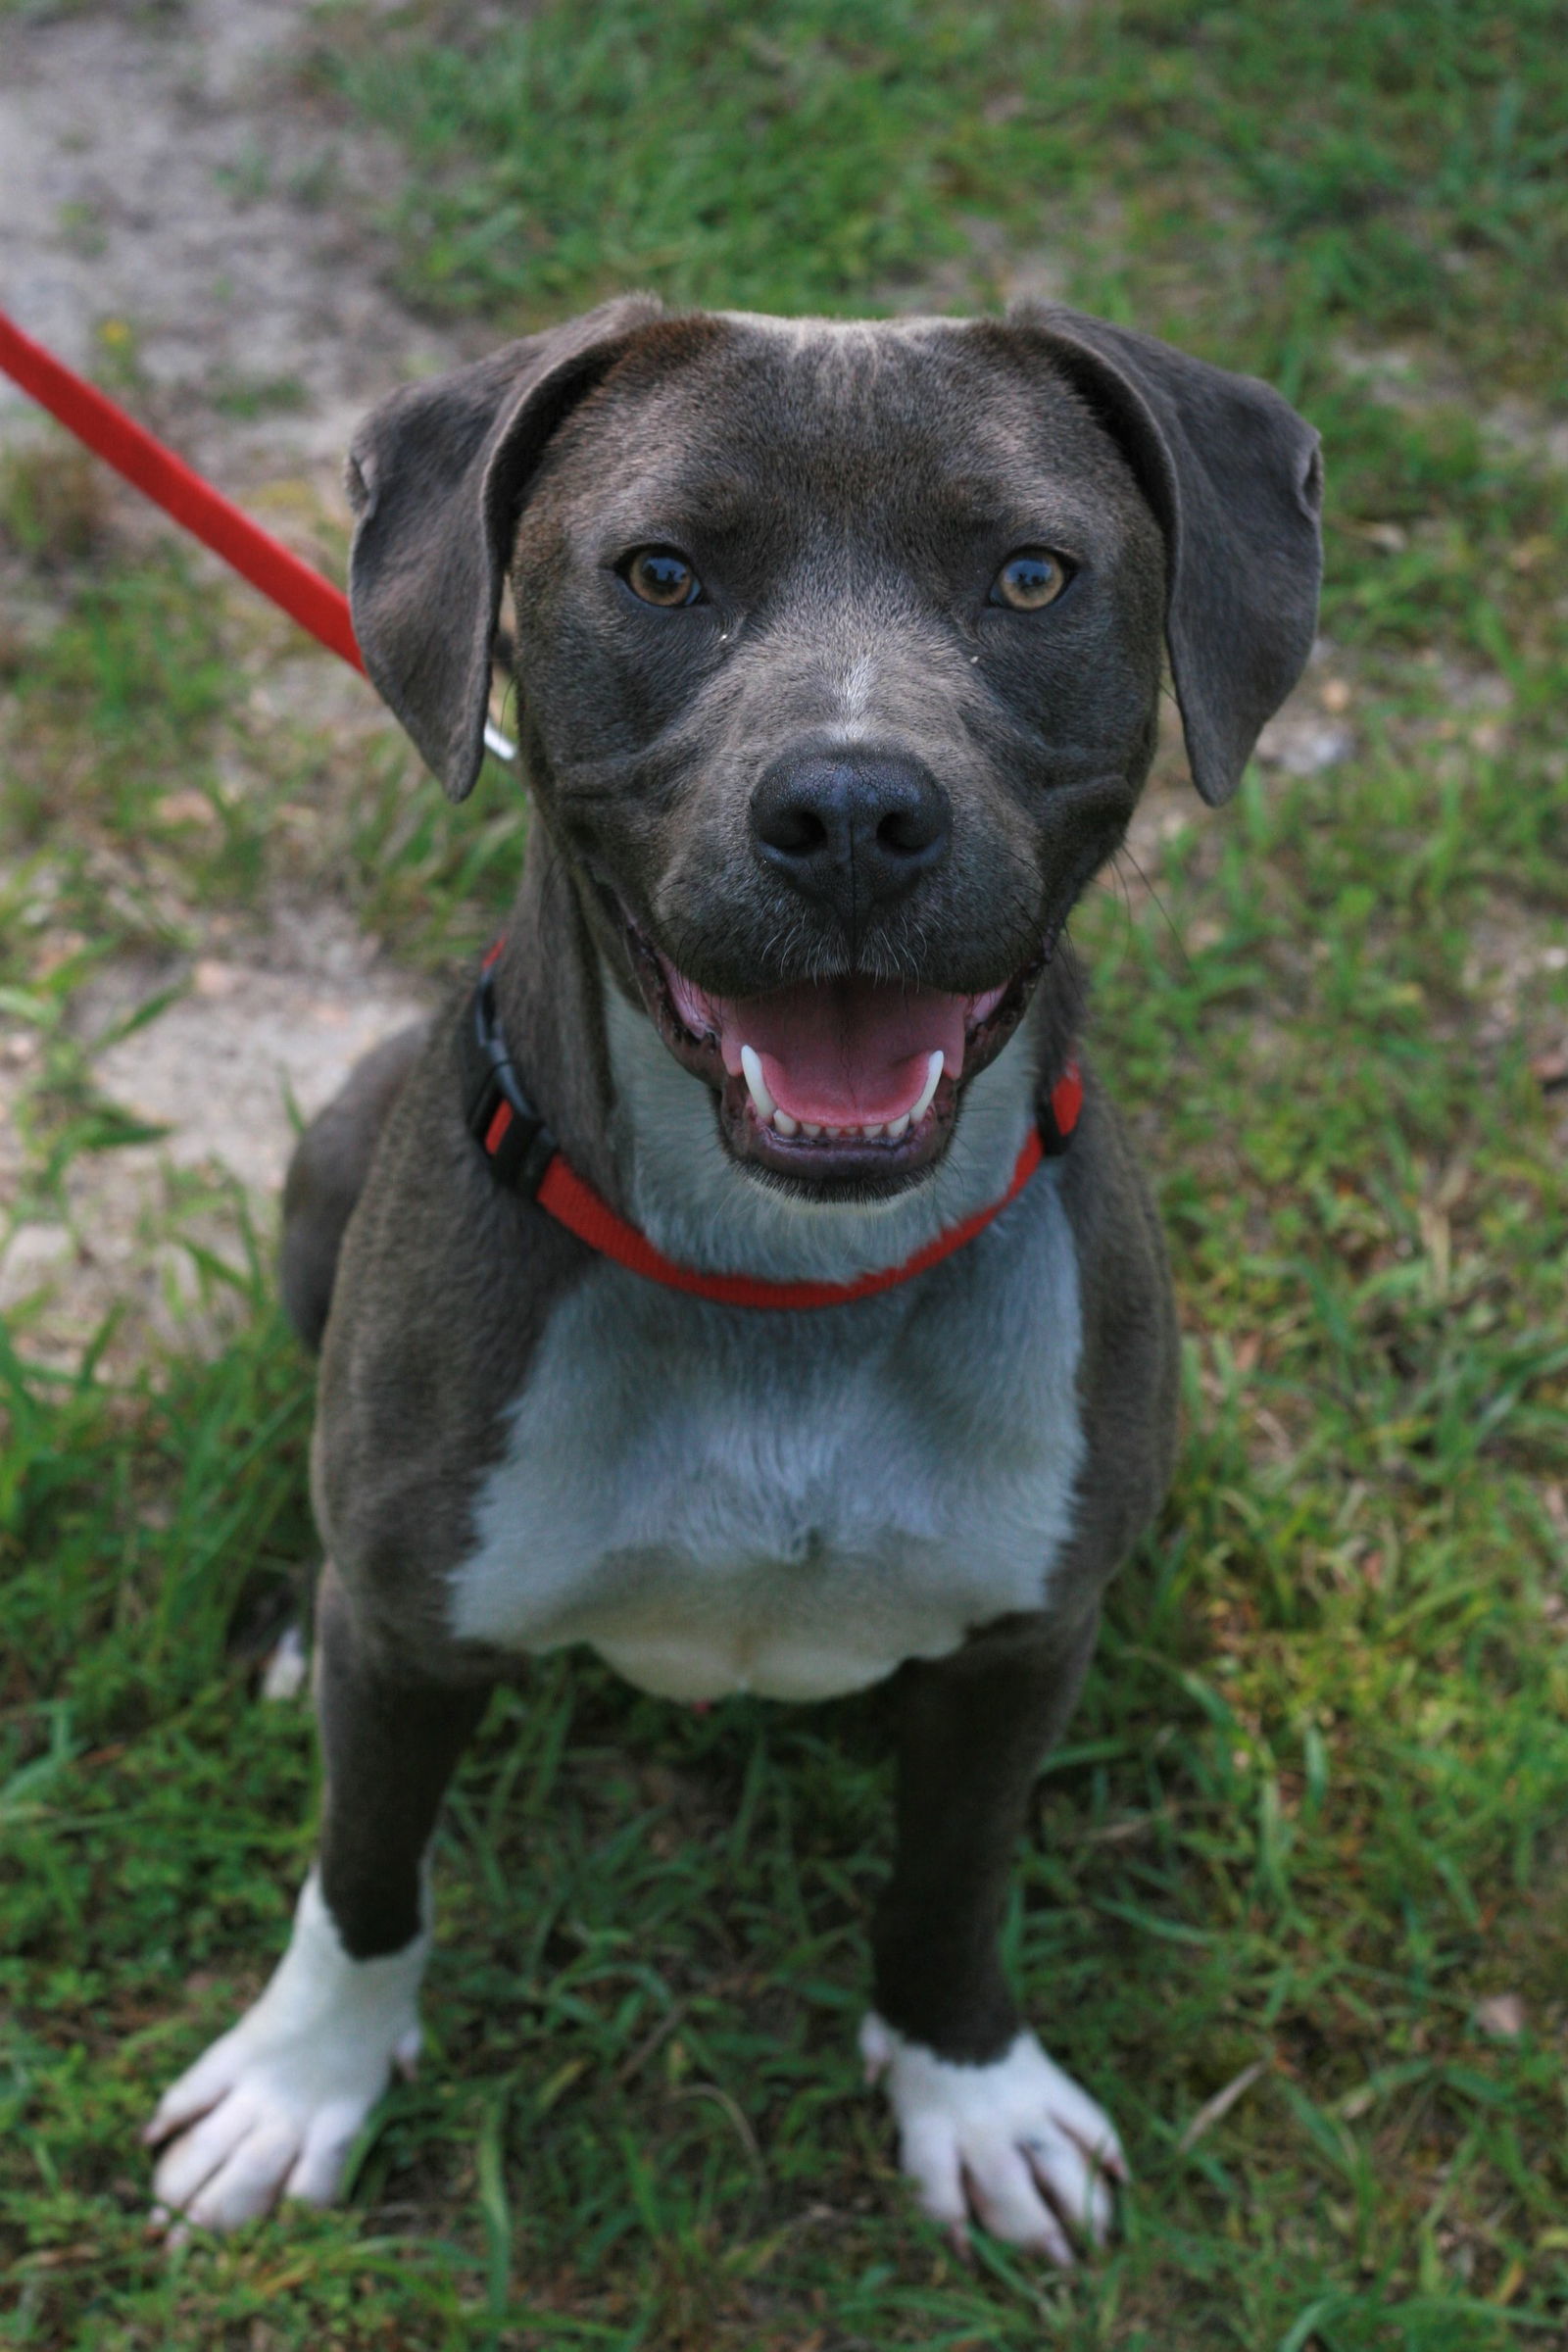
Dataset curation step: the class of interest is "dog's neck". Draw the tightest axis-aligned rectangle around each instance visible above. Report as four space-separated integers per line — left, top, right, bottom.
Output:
492 831 1057 1286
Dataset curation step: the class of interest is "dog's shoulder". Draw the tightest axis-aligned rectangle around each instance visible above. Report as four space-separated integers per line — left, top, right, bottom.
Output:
1052 1062 1181 1583
312 1003 594 1664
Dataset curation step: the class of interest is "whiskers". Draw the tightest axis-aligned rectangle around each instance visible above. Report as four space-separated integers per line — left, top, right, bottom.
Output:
1102 839 1192 975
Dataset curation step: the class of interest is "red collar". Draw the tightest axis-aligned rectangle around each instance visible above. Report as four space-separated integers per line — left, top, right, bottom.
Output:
459 967 1081 1311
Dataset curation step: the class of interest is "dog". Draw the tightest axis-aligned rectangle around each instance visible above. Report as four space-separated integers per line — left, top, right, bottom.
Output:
144 297 1321 2260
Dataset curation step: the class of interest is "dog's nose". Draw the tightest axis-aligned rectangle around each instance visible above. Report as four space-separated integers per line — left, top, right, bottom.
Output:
750 754 951 920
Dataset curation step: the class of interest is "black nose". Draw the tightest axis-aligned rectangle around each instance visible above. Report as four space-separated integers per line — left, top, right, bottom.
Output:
750 753 951 923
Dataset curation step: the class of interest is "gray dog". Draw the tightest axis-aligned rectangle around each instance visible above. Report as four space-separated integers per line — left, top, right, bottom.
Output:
145 297 1321 2260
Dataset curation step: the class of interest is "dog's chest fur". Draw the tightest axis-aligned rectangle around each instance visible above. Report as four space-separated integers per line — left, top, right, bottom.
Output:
446 1150 1087 1704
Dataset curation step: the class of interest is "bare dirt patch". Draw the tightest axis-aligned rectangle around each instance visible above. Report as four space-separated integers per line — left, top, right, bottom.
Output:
0 0 457 493
0 0 466 1360
0 906 430 1364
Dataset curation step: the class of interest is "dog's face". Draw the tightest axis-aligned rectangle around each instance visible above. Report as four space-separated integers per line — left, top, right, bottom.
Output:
348 302 1321 1196
509 319 1165 1190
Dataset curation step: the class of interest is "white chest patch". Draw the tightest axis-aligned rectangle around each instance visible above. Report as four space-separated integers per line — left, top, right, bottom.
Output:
448 1166 1086 1701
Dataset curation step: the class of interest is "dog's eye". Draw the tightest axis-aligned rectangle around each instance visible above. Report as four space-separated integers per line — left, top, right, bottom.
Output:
621 548 704 609
989 550 1071 612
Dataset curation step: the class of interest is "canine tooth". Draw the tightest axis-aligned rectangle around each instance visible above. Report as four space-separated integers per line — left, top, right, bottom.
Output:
740 1044 776 1123
772 1109 800 1137
887 1112 910 1141
910 1050 944 1126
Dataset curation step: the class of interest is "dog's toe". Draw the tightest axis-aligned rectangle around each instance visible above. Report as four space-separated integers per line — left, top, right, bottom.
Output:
962 2139 1077 2262
860 2011 1124 2260
143 2034 244 2150
1020 2112 1117 2245
169 2111 307 2236
149 2086 262 2218
283 2099 369 2206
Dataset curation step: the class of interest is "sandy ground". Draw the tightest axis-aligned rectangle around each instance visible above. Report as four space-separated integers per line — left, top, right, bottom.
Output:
0 0 453 494
0 0 462 1360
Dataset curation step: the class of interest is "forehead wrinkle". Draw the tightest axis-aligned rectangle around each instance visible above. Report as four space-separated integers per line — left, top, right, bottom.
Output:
590 472 787 546
573 323 945 485
546 322 1136 566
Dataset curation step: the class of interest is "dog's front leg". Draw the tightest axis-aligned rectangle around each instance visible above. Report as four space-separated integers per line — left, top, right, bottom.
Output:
862 1616 1125 2263
145 1566 490 2236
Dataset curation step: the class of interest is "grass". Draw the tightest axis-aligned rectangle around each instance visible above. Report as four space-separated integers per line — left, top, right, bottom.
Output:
3 0 1568 2343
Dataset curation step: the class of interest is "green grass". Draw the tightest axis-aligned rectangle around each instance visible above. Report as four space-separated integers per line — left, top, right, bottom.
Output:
4 0 1568 2343
318 0 1568 391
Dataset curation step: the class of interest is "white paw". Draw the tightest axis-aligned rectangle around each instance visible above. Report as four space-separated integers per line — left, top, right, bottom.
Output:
259 1621 309 1702
859 2012 1127 2264
144 1870 430 2239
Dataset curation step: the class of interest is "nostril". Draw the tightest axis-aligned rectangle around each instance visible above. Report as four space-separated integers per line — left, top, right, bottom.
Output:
761 802 830 858
877 804 943 859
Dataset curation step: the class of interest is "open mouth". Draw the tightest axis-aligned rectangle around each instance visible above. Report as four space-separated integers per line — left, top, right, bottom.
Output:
622 922 1041 1190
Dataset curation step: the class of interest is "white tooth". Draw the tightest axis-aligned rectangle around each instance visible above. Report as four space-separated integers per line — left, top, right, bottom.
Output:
887 1113 910 1141
802 1122 822 1140
772 1110 800 1137
910 1050 944 1127
740 1044 776 1123
863 1123 886 1140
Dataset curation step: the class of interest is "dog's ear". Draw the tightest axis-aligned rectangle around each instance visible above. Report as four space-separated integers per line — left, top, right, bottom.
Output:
1007 304 1323 807
347 295 664 802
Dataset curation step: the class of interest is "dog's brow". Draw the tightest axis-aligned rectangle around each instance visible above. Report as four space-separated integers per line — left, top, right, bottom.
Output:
932 473 1017 514
599 476 779 544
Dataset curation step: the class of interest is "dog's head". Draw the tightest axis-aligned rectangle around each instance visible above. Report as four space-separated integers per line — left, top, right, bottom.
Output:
348 300 1320 1196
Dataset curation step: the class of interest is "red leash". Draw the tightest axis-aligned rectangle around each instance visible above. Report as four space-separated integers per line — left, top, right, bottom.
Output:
0 309 365 671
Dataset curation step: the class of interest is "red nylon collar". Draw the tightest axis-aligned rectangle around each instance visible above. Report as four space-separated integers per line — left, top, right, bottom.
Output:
534 1123 1051 1310
461 961 1084 1309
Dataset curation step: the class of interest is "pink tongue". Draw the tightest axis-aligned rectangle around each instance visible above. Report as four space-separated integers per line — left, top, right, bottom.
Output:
716 977 968 1125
